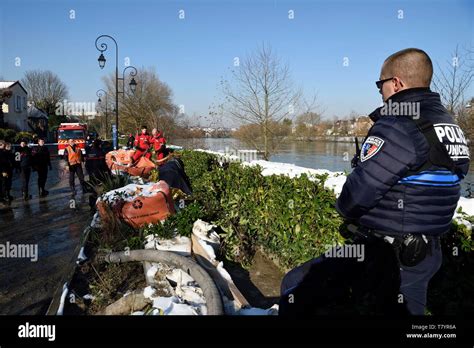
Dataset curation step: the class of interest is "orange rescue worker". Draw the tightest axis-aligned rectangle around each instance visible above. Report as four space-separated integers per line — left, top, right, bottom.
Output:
132 126 153 162
63 139 87 197
151 128 167 161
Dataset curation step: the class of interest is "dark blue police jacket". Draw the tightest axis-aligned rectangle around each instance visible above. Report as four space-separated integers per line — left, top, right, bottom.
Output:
336 88 470 236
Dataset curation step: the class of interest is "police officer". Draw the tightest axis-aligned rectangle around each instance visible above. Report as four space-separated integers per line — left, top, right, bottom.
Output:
33 138 52 197
64 138 87 197
336 48 470 315
17 139 33 201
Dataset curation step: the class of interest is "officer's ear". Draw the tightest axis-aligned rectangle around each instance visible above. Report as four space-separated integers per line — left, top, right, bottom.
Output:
393 76 405 91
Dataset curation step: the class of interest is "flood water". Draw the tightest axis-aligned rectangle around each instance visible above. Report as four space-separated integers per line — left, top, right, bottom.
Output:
174 137 474 197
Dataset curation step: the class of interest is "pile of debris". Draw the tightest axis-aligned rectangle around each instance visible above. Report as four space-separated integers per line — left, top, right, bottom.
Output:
82 216 278 315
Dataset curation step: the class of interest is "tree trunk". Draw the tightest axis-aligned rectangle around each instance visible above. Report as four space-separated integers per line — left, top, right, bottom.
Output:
263 121 269 161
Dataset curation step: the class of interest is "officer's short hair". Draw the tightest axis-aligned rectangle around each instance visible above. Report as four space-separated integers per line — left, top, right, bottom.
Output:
382 48 433 87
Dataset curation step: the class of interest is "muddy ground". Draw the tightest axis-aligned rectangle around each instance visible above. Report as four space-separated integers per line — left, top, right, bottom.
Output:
225 250 285 309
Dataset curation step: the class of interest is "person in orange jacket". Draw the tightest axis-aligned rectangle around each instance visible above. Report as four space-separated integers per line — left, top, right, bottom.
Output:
151 128 167 161
63 138 87 197
132 126 153 162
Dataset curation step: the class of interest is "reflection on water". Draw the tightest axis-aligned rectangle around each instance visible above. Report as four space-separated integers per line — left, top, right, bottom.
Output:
174 137 473 196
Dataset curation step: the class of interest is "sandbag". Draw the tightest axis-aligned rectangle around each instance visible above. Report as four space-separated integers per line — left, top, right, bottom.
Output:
97 180 176 230
106 149 155 178
127 156 156 177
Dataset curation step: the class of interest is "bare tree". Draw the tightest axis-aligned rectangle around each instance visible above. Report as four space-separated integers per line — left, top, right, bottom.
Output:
21 70 69 116
432 45 473 116
102 67 181 140
222 44 301 160
456 98 474 150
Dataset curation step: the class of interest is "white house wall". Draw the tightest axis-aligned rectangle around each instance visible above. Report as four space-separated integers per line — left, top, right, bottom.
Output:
3 83 28 131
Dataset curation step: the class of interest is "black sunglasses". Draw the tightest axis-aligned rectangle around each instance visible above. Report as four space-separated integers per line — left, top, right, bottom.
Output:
375 77 394 89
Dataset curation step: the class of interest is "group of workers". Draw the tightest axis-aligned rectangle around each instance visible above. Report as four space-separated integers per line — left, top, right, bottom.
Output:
0 126 168 203
0 138 52 202
127 126 168 163
63 126 167 197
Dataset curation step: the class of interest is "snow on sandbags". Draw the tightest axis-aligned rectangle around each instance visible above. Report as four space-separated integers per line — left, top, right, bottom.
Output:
106 149 155 178
97 180 175 229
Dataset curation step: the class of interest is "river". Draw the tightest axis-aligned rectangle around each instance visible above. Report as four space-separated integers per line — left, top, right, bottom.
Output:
173 137 474 197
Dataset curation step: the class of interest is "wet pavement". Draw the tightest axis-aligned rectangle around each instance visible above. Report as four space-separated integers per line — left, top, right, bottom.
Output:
0 158 92 315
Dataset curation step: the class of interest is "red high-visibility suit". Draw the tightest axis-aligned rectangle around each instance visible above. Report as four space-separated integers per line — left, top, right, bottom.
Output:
133 132 153 162
152 132 167 161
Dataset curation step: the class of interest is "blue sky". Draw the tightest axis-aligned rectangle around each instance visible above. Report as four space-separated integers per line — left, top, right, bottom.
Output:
1 0 473 127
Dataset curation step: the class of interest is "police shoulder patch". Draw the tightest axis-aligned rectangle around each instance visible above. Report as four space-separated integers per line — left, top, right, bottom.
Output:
361 136 384 162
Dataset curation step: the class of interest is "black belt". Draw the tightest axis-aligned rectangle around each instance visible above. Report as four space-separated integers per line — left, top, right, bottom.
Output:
347 224 441 266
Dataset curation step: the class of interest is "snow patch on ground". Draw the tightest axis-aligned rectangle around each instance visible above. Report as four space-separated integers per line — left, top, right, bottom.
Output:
243 159 347 196
196 149 347 196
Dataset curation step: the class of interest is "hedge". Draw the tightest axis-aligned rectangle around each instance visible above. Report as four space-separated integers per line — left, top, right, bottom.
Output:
0 128 34 143
179 150 344 269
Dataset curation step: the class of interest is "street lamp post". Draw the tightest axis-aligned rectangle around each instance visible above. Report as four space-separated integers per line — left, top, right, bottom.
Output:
96 89 108 139
120 66 138 95
95 34 138 149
